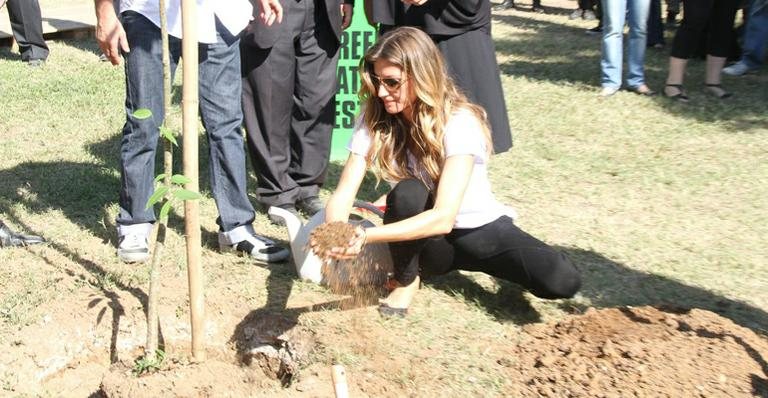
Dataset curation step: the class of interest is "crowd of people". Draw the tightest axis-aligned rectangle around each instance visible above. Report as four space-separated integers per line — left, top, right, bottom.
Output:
3 0 765 316
568 0 766 99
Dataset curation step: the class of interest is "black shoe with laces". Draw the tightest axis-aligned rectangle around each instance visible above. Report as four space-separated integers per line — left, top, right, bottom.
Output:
268 204 301 226
296 196 325 216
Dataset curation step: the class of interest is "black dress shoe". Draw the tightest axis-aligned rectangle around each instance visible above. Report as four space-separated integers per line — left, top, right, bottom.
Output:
0 221 46 247
493 0 515 11
296 196 325 216
267 204 302 226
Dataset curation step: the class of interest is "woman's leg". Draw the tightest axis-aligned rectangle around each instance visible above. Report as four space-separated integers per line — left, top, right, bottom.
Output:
383 179 435 286
449 217 581 299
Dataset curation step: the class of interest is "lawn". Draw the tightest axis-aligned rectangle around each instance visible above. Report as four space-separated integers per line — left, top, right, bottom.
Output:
0 1 766 396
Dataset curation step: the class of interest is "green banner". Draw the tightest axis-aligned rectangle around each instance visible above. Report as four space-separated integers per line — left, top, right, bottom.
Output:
331 0 377 161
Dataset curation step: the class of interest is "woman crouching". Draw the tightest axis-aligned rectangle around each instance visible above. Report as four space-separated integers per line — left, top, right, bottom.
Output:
311 27 581 317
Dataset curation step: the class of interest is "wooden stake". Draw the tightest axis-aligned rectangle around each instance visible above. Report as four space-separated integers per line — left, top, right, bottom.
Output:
331 364 349 398
181 0 204 362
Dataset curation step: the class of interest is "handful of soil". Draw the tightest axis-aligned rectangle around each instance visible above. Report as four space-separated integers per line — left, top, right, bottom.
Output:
309 221 358 260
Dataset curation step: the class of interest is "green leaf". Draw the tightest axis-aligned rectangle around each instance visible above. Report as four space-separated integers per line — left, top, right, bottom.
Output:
145 186 169 209
159 201 173 221
133 108 152 120
172 189 202 201
154 173 167 182
160 126 178 146
170 174 192 185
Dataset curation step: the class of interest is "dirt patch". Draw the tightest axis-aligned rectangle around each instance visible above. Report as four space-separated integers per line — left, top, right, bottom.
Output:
506 306 768 397
90 305 768 397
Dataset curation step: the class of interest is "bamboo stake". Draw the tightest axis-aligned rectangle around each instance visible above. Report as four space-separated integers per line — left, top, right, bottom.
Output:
145 0 173 360
181 0 204 362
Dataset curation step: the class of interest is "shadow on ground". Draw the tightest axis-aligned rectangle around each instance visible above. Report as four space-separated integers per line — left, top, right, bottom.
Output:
491 12 768 132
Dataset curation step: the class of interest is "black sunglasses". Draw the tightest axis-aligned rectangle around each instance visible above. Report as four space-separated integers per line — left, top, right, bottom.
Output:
370 74 407 91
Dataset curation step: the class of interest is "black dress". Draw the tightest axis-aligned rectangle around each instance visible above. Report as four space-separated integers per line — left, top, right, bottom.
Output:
371 0 513 153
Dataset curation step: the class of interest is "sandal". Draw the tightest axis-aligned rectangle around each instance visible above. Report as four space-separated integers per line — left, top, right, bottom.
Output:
704 84 733 99
663 84 689 103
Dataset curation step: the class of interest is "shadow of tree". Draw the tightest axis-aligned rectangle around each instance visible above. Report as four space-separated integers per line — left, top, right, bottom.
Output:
562 246 768 335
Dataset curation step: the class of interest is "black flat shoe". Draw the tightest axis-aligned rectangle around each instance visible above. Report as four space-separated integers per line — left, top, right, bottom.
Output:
663 84 689 103
378 303 408 318
704 84 733 99
0 221 46 247
296 196 324 216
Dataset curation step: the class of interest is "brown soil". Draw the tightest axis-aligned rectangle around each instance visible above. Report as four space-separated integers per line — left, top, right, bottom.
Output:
507 306 768 397
309 221 358 259
88 306 768 397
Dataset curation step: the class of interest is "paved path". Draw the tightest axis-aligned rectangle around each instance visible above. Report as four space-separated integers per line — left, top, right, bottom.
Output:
0 1 95 40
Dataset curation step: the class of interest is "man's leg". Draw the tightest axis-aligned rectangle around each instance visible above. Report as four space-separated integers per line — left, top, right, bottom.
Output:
291 3 338 209
6 0 48 62
600 0 627 93
200 19 289 263
741 3 768 70
241 2 302 210
115 11 180 262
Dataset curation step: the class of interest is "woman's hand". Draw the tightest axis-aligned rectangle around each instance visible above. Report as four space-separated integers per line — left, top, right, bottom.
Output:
310 224 367 261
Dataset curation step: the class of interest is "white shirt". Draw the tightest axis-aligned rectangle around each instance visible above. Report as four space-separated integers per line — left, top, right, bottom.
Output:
120 0 253 44
348 110 518 229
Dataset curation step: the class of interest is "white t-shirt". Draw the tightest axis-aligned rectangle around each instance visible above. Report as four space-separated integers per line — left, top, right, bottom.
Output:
347 110 517 229
120 0 252 44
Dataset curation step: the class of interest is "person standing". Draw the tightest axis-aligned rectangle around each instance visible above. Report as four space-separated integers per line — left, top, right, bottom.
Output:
240 0 354 225
367 0 513 154
4 0 49 66
94 0 290 263
599 0 653 96
722 0 768 76
662 0 739 101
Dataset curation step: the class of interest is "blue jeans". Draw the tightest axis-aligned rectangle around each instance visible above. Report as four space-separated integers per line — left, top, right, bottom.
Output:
117 11 255 243
742 0 768 69
601 0 650 88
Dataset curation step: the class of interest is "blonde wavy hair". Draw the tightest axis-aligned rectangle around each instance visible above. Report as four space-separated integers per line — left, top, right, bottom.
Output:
358 26 492 189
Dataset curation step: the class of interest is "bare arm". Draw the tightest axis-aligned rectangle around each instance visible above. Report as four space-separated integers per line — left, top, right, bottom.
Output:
325 152 368 223
94 0 129 65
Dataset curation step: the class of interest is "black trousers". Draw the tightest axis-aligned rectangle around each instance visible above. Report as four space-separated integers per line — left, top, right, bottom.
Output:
670 0 738 59
384 179 581 300
240 0 339 208
6 0 49 61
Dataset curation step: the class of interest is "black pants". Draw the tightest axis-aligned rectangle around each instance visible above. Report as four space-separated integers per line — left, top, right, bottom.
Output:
647 0 665 47
6 0 49 61
240 0 338 208
670 0 738 59
384 180 581 300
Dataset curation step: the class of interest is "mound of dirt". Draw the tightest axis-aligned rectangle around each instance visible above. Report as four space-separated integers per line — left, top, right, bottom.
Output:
96 306 768 397
505 306 768 397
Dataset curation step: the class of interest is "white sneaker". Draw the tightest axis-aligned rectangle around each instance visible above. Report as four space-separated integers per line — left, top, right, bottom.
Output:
220 233 290 263
569 9 583 19
118 234 150 263
722 62 752 76
599 86 619 97
583 10 596 20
